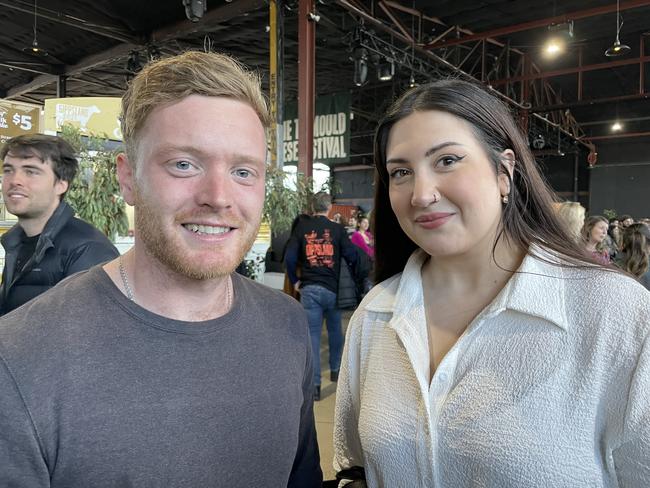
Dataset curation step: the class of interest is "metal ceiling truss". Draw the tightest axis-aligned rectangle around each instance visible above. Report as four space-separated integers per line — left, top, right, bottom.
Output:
425 0 650 50
351 28 448 80
2 0 266 100
0 0 138 43
334 0 591 154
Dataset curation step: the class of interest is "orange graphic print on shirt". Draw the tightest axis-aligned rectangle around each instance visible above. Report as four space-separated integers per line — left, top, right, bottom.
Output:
304 228 335 268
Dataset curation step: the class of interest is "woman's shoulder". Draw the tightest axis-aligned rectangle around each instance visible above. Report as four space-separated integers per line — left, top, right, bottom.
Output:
560 263 650 343
355 273 402 313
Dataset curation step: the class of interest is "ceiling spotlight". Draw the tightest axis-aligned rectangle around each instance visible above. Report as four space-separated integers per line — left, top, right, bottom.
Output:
182 0 206 22
543 21 573 58
377 59 395 81
611 122 623 131
605 0 631 57
544 39 563 56
353 47 368 87
532 133 546 149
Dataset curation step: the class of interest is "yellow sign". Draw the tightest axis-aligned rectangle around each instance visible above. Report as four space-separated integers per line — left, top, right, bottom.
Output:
44 97 122 140
0 100 41 143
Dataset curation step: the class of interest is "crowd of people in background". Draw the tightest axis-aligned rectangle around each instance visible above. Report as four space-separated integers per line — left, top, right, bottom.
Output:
556 202 650 290
556 201 650 290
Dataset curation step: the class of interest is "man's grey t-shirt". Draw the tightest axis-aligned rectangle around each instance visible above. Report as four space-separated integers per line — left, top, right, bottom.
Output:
0 267 321 487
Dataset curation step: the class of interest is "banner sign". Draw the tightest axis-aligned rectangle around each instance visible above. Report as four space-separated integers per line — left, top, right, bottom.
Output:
283 92 350 165
44 97 122 140
0 100 41 143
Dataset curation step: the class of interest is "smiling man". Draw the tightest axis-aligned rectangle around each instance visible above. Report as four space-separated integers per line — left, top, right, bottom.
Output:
0 134 118 315
0 52 321 487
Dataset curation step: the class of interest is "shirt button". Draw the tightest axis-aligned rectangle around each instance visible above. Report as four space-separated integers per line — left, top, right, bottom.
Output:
438 372 448 382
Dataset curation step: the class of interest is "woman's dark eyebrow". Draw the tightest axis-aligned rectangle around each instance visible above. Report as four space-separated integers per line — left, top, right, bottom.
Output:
386 141 464 166
424 141 464 158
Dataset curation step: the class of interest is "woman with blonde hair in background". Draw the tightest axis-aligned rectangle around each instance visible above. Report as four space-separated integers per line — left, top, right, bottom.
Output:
333 79 650 487
582 215 610 264
555 201 585 243
616 223 650 290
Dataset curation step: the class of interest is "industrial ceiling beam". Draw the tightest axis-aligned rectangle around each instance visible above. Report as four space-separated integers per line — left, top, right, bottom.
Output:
335 0 591 149
0 0 138 44
5 43 137 99
378 1 413 44
491 53 650 86
427 0 650 49
585 130 650 141
4 0 267 101
532 93 650 112
0 61 61 76
152 0 266 43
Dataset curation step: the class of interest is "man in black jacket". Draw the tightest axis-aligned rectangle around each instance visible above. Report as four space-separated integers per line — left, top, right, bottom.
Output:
285 192 359 400
0 134 118 315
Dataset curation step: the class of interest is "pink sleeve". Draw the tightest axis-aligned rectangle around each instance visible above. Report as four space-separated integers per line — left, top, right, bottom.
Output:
351 231 374 258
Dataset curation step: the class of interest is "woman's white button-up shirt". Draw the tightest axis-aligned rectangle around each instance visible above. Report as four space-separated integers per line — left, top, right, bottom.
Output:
334 249 650 487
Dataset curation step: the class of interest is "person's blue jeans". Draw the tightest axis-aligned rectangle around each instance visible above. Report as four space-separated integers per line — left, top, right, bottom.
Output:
300 284 343 387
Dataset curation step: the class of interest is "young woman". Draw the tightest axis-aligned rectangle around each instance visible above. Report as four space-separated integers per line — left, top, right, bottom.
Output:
333 79 650 487
582 215 610 264
616 223 650 290
350 216 375 259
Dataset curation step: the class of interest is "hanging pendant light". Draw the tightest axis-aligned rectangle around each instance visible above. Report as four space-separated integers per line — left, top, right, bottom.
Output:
23 0 48 56
605 0 631 57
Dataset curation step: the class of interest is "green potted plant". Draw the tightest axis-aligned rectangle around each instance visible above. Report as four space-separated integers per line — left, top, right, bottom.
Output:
59 125 129 240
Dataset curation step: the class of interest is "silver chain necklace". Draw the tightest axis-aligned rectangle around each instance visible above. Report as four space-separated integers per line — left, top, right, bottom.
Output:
119 255 135 301
118 255 233 310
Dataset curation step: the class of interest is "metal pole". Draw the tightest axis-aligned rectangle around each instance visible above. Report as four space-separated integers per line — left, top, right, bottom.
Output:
269 0 285 168
57 75 67 98
297 0 315 178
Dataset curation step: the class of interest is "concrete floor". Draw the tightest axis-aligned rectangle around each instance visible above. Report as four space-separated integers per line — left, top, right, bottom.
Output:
313 310 353 482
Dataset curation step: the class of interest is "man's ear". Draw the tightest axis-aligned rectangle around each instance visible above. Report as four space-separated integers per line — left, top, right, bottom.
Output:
116 153 136 206
498 149 516 197
54 179 68 199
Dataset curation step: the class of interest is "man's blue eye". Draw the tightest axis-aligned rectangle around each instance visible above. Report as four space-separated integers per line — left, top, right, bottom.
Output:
235 169 251 178
176 161 192 170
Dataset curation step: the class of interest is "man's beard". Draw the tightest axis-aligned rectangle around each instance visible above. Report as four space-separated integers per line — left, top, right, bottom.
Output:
133 189 259 280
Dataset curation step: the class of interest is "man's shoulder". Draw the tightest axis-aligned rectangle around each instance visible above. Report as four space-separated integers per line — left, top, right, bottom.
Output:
0 223 23 249
2 267 103 317
62 217 113 242
234 275 307 331
0 268 106 354
236 274 303 313
53 217 118 259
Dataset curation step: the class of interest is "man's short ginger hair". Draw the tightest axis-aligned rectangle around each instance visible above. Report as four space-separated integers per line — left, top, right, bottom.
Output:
120 50 270 163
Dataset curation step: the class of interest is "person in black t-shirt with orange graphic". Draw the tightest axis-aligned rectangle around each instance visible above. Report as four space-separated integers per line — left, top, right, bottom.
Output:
285 192 358 401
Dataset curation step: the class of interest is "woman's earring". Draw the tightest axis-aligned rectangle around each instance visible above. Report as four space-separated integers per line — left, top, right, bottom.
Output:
502 195 509 204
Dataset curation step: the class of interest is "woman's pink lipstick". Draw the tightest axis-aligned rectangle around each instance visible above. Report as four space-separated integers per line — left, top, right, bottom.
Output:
414 212 454 229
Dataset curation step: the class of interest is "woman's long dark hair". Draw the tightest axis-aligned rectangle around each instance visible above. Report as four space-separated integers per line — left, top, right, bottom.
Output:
620 223 650 278
373 79 601 283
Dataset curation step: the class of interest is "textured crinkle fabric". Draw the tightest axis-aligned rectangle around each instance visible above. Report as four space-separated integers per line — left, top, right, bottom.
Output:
334 248 650 487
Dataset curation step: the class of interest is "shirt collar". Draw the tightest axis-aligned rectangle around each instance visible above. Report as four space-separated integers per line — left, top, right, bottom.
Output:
364 246 569 331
